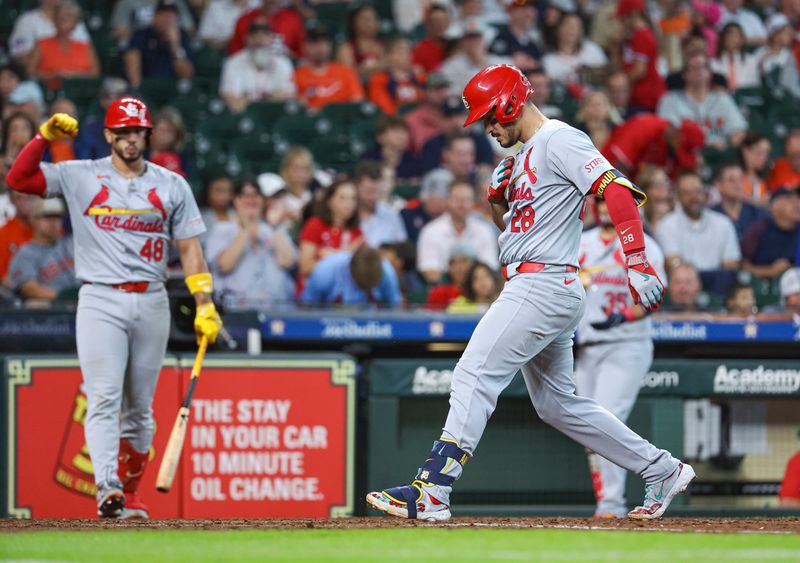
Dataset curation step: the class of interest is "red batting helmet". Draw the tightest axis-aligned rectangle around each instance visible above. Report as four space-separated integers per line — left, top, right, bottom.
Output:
104 97 152 130
462 64 533 127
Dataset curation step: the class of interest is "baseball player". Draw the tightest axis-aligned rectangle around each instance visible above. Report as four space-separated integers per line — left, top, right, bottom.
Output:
6 98 222 519
576 198 666 518
367 65 694 521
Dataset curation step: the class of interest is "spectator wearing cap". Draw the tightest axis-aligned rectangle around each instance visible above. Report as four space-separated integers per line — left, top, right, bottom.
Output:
28 1 99 85
1 65 45 122
8 0 91 67
198 0 258 50
756 14 800 100
711 162 769 239
656 171 741 274
601 114 705 180
610 0 665 112
741 188 800 279
300 246 402 308
657 52 747 150
294 25 364 111
487 0 542 74
124 0 194 89
0 191 36 281
425 242 477 310
111 0 194 41
220 16 296 113
401 168 451 244
420 98 494 176
768 132 800 193
711 22 761 92
74 77 129 160
6 198 76 302
404 72 451 154
717 0 767 47
412 3 452 74
417 178 498 284
542 12 608 86
354 160 408 247
527 69 564 119
440 17 510 97
360 118 422 185
367 37 426 116
229 0 305 58
204 179 296 310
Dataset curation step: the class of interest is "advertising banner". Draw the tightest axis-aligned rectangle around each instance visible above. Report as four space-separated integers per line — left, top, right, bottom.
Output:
5 354 355 518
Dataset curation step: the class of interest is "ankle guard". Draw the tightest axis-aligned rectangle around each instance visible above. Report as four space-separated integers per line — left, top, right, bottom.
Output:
415 439 469 486
118 440 149 493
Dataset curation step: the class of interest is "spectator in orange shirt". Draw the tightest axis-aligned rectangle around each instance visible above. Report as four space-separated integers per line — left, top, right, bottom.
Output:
368 37 426 116
228 0 305 58
768 131 800 193
295 25 364 111
411 3 452 74
0 191 36 282
28 1 99 85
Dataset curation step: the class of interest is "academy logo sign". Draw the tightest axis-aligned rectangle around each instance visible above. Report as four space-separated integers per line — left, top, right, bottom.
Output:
412 366 453 395
713 365 800 395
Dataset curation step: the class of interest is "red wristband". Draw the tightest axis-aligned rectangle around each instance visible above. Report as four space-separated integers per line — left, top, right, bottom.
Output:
616 219 645 255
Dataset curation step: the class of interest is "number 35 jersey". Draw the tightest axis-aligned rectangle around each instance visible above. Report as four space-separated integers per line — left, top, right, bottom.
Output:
576 228 665 345
41 157 206 284
498 120 626 268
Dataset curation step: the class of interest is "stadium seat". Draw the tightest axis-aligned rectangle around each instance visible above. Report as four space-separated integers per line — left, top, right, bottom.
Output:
197 114 262 150
137 78 182 109
311 3 351 40
393 184 420 200
246 101 306 125
230 133 277 174
194 46 227 79
320 101 380 128
58 77 103 116
310 134 357 173
273 115 334 146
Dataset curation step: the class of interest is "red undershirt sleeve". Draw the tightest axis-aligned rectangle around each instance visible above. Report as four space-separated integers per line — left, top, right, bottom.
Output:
6 135 48 196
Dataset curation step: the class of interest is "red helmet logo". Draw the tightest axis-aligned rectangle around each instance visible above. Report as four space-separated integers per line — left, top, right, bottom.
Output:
105 97 152 130
462 65 533 127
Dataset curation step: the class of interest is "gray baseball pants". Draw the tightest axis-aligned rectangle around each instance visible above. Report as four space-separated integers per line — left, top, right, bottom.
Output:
76 283 170 485
441 269 677 484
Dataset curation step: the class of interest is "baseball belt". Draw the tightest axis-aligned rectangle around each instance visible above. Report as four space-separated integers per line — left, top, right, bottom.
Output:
501 261 578 281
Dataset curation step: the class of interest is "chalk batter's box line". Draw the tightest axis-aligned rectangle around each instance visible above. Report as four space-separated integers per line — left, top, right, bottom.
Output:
175 356 357 518
4 356 181 519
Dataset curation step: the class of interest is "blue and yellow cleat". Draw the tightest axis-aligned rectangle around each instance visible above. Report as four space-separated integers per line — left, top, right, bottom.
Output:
366 480 452 521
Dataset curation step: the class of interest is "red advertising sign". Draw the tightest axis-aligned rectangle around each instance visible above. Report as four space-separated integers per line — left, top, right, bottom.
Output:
5 355 356 518
178 358 356 518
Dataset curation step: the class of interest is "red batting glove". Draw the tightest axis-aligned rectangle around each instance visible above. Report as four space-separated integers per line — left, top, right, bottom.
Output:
487 156 515 204
626 251 665 312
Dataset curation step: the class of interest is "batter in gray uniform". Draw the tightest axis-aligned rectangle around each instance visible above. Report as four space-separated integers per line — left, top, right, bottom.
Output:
367 65 695 521
6 100 222 519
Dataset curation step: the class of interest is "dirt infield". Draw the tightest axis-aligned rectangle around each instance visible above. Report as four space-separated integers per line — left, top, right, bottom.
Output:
1 517 798 534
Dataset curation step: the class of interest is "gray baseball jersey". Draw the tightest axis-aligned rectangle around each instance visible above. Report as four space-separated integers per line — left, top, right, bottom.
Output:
498 120 630 267
7 235 77 293
41 157 205 283
576 229 666 344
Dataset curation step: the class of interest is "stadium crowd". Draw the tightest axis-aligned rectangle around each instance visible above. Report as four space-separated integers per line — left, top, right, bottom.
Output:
0 0 799 315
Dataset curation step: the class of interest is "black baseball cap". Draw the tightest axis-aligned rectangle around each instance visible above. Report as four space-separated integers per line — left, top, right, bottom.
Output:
248 17 271 33
442 95 466 117
770 186 799 203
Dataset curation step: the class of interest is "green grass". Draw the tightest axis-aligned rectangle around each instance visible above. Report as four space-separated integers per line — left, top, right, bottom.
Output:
1 529 799 562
